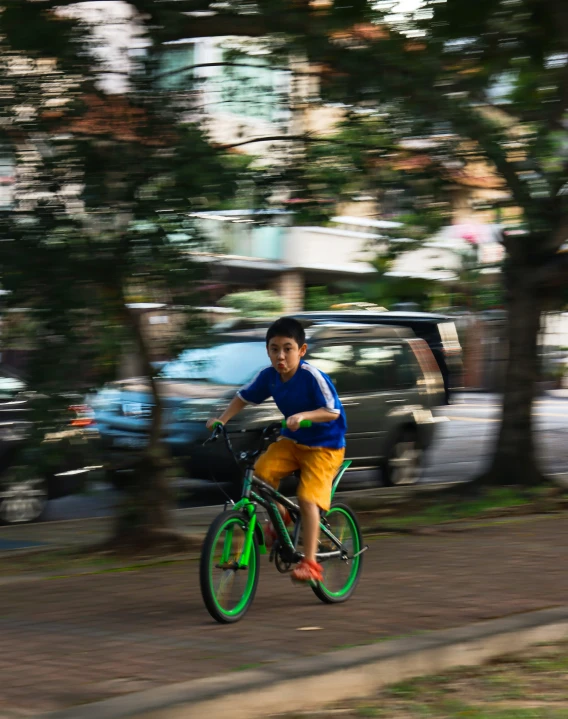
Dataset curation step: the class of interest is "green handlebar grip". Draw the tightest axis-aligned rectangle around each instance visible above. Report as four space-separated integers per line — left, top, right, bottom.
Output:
212 421 224 430
281 419 312 428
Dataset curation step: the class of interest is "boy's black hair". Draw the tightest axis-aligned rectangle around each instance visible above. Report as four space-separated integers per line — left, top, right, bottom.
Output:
266 317 306 347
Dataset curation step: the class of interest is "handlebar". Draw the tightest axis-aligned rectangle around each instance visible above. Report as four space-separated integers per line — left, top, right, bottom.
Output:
205 418 313 464
281 419 312 428
210 418 312 432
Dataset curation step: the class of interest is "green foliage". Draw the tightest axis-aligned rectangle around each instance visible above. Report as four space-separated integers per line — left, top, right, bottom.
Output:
219 290 284 317
304 286 367 311
476 284 504 312
365 277 435 311
0 2 85 70
0 9 247 393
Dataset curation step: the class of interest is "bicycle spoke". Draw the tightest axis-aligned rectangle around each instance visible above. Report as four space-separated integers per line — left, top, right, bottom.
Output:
203 514 258 620
314 505 362 602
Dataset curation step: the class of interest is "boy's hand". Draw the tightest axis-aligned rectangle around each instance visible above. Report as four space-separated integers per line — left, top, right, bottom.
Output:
286 414 305 432
206 418 224 430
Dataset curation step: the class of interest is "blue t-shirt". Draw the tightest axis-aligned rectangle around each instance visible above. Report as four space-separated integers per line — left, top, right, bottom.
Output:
237 360 347 449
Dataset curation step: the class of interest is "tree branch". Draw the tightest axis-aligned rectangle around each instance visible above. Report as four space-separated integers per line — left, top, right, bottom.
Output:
216 134 391 151
154 12 273 41
154 62 319 81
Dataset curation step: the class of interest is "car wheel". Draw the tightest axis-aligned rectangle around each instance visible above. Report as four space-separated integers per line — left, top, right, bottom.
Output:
0 476 48 524
383 430 422 486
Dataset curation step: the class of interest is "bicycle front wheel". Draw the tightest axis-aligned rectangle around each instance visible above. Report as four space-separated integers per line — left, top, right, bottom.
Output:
199 510 260 623
313 502 363 604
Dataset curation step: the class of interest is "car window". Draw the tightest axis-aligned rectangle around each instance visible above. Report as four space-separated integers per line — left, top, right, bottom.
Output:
308 344 373 393
358 342 420 391
159 342 268 385
396 344 419 389
358 345 397 390
309 342 414 393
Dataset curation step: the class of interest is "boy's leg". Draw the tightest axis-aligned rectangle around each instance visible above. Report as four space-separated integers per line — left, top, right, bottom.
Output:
292 446 345 581
298 499 321 564
254 439 299 533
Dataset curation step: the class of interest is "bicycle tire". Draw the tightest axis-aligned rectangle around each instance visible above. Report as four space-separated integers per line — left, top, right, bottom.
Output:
200 510 260 623
312 502 363 604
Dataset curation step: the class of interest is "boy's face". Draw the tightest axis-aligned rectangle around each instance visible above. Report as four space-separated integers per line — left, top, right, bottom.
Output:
267 335 307 378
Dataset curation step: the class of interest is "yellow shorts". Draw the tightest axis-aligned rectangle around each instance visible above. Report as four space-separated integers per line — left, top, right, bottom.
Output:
254 438 345 511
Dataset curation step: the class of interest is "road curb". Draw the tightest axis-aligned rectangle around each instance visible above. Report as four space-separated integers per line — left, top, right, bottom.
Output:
38 606 568 719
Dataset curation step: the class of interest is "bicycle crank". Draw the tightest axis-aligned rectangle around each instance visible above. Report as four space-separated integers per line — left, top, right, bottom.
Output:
275 553 293 573
347 545 369 560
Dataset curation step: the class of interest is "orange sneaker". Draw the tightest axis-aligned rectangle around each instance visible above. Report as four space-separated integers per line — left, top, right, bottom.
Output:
291 558 323 584
264 510 291 549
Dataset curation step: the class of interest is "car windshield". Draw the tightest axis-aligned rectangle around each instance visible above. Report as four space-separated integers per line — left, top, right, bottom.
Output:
0 373 25 396
159 342 269 385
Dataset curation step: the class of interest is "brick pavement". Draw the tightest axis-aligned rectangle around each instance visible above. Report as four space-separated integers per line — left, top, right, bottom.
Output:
2 515 568 717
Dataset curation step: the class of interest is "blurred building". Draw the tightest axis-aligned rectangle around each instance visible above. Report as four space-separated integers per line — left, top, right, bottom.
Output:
188 211 413 312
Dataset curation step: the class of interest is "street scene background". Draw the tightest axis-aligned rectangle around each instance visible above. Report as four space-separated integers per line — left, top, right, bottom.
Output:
2 0 568 716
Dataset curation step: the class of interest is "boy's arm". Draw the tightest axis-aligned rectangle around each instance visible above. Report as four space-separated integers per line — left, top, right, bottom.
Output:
206 395 247 429
286 408 338 431
206 367 271 429
286 365 342 431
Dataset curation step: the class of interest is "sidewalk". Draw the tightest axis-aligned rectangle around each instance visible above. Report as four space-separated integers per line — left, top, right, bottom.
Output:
0 482 461 555
2 513 568 717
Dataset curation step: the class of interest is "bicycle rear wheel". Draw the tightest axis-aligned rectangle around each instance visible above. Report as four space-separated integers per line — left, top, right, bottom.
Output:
200 510 260 623
313 502 363 604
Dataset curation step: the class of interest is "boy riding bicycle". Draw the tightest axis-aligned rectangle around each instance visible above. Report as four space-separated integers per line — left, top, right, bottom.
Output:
207 317 347 584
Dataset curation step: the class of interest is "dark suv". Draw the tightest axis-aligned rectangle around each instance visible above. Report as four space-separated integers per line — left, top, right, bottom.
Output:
0 370 100 524
93 322 445 489
292 311 463 404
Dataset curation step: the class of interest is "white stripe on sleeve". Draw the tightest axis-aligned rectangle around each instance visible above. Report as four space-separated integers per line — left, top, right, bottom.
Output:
302 363 340 413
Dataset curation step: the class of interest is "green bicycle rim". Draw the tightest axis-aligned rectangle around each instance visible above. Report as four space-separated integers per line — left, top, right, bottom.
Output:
319 506 361 598
209 516 257 618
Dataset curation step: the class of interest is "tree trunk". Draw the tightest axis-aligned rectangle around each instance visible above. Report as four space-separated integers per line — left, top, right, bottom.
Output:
481 264 546 487
108 303 190 553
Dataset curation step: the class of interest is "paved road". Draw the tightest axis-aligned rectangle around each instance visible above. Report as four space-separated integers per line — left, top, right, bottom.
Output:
424 392 568 482
39 392 568 522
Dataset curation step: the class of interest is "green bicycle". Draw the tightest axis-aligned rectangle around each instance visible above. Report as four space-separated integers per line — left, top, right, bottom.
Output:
199 420 367 623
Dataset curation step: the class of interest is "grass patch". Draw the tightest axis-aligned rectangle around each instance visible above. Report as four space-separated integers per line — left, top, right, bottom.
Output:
384 681 421 699
523 655 568 673
272 642 568 719
482 672 526 700
363 486 561 532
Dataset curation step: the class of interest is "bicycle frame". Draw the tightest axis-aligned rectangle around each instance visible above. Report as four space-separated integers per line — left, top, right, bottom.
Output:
231 460 352 569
